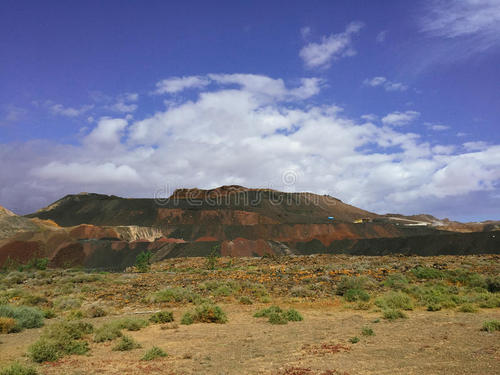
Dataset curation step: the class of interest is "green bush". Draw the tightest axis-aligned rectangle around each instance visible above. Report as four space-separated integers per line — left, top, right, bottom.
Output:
411 266 444 280
0 305 44 332
142 346 167 361
22 294 48 306
116 317 149 331
254 306 303 324
180 312 194 325
476 293 500 308
86 305 107 318
344 288 370 302
0 362 38 375
407 283 458 309
457 303 477 313
375 292 413 310
427 303 442 311
285 309 304 322
150 287 201 304
481 320 500 332
94 317 148 342
29 340 60 363
54 297 81 311
192 303 227 324
94 324 122 342
253 305 283 318
486 276 500 293
361 326 375 336
349 336 360 344
382 309 407 320
336 276 371 296
149 311 174 324
135 251 152 273
383 274 409 290
239 296 253 305
42 309 56 319
205 245 220 270
112 335 141 351
67 310 84 320
29 321 93 362
268 312 288 325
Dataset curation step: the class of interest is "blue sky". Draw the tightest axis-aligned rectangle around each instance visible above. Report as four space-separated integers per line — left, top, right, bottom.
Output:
0 0 499 221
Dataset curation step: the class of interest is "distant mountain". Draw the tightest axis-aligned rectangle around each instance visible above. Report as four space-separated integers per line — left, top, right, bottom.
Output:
26 185 378 227
0 186 497 270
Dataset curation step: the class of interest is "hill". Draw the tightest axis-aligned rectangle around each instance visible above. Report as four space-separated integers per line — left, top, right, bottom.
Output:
26 186 378 227
0 186 497 269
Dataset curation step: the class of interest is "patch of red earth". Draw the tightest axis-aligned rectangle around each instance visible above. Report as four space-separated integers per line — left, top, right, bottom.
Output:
0 240 42 266
69 224 120 240
109 241 128 251
50 242 85 267
157 208 277 225
195 236 218 242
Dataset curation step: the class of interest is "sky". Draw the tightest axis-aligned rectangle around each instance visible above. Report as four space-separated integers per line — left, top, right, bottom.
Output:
0 0 499 221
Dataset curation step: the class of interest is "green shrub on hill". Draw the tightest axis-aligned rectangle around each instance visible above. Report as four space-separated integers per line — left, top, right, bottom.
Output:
29 321 93 362
0 305 44 332
0 362 38 375
149 311 174 323
142 346 167 360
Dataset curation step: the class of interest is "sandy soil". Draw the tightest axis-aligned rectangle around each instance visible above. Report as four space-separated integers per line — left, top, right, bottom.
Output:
2 305 498 375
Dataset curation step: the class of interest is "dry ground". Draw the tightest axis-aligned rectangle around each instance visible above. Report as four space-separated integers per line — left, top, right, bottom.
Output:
1 255 499 374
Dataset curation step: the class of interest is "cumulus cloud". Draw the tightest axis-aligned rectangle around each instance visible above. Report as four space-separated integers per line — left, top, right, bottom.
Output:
155 76 211 94
0 73 499 221
299 22 364 69
382 111 420 126
108 92 139 113
420 0 500 52
84 117 128 146
48 102 93 117
363 76 408 92
463 141 490 151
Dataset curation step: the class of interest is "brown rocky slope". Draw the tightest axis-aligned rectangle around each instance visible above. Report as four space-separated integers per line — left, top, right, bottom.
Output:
0 186 498 269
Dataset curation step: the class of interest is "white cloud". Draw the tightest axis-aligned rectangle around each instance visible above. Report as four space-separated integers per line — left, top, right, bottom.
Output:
376 30 388 43
432 145 455 154
464 141 490 151
48 103 93 117
84 117 128 146
425 122 450 131
153 74 322 103
361 114 378 122
34 162 140 185
300 26 311 39
363 76 408 92
299 22 364 69
382 111 420 126
155 76 210 94
420 0 500 52
110 102 138 113
1 73 499 220
108 92 139 113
